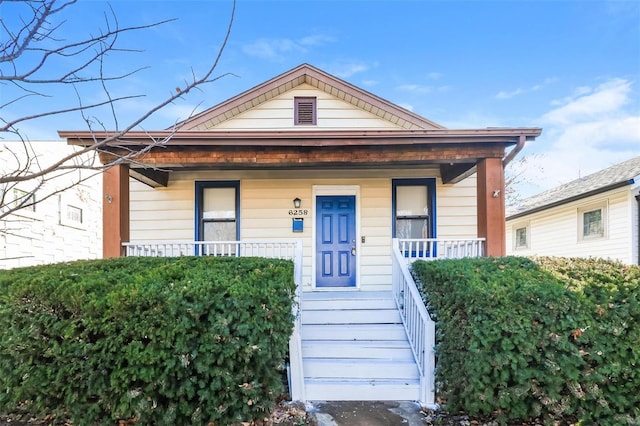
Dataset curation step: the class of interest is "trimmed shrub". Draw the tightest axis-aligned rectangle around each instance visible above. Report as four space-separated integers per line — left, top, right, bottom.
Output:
0 256 295 425
412 256 639 425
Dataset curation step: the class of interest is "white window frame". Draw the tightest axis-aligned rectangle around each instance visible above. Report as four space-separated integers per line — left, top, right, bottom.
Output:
10 188 39 219
578 201 608 242
58 193 87 229
513 222 530 250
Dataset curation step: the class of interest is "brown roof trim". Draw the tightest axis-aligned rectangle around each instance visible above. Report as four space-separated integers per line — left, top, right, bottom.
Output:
178 63 446 130
60 127 542 147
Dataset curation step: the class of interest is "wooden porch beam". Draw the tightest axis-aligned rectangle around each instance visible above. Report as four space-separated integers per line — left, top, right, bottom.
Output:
103 165 130 258
476 158 506 257
130 168 169 188
98 144 506 168
440 163 476 184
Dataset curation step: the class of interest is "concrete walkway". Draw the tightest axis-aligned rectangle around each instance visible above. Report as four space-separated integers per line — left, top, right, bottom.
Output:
307 401 426 426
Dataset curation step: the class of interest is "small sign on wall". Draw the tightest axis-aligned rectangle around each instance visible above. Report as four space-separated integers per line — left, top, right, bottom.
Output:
292 218 304 232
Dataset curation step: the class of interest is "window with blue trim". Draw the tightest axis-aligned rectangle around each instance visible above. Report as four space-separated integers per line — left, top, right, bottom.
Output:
195 181 240 241
392 179 436 239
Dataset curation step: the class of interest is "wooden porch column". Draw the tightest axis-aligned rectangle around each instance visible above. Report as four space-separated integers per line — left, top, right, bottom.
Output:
103 164 130 258
476 158 506 257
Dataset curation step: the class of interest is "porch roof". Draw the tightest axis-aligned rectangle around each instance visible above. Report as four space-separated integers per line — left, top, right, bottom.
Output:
58 63 542 186
59 127 542 187
60 127 541 147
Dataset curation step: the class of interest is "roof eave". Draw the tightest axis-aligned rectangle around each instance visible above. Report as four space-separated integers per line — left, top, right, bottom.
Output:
59 127 543 147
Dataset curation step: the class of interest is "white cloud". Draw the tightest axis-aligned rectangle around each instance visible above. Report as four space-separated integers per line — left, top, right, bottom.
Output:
495 77 558 100
396 84 432 94
496 88 525 99
542 78 631 125
242 34 334 61
242 38 304 60
512 78 640 198
330 62 369 79
299 34 336 46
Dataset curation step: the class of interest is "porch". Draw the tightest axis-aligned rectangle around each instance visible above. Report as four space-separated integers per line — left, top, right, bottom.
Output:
123 237 484 407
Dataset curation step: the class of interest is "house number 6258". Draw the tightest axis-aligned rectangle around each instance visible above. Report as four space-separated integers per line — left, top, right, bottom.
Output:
288 209 309 216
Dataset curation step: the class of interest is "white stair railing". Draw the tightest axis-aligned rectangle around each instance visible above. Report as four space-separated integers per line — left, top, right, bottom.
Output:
122 239 305 401
391 239 436 408
392 237 485 407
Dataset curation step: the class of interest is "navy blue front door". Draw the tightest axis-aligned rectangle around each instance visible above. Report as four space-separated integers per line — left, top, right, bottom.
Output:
316 195 356 287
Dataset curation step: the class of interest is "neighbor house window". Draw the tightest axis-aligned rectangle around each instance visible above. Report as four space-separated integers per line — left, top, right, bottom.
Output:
578 202 607 241
392 179 436 239
513 224 529 250
195 181 240 241
13 189 36 212
294 97 316 125
66 205 83 224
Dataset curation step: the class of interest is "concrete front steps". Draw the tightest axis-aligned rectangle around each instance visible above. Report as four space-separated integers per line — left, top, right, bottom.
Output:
300 291 420 401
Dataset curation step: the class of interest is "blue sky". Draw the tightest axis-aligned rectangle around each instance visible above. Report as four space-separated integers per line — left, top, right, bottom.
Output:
3 0 639 197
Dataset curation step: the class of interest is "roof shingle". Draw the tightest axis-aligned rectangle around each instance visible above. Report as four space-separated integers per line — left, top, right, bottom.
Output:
507 156 640 219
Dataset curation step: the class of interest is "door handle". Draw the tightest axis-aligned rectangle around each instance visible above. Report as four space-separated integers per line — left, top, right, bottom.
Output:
351 246 356 256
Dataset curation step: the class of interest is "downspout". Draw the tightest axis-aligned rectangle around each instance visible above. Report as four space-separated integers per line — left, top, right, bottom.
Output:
502 134 527 167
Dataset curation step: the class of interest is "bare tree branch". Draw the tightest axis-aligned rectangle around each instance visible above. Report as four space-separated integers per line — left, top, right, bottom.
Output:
0 0 237 219
505 153 545 206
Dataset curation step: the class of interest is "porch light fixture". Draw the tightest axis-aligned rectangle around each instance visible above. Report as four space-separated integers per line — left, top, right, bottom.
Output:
293 197 301 208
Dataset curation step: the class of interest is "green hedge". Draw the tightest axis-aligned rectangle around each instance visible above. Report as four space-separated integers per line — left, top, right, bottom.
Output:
0 256 296 425
412 256 639 425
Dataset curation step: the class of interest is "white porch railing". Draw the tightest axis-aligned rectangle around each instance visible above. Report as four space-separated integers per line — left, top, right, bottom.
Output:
397 238 485 261
122 239 305 401
392 238 485 407
123 240 302 260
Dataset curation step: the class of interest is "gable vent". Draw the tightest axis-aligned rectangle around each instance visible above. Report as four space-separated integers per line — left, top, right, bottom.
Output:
294 97 317 125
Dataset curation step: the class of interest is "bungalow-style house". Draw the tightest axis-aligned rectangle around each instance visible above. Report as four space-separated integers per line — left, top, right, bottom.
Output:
506 156 640 265
59 64 541 406
0 141 102 269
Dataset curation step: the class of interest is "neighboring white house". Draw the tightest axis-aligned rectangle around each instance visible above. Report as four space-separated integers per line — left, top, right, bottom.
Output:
0 141 102 269
506 156 640 265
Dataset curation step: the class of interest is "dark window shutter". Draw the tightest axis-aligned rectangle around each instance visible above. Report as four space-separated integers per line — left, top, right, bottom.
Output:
294 97 316 125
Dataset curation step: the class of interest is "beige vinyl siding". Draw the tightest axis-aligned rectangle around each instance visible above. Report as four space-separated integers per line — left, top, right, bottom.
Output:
130 177 194 241
506 186 636 264
129 168 479 290
213 84 403 130
436 175 478 238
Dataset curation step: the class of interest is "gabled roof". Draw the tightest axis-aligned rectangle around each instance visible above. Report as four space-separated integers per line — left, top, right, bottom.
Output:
180 63 445 131
59 63 542 187
507 156 640 220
